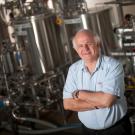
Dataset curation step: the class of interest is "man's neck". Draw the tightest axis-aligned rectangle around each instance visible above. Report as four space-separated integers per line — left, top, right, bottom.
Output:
84 57 99 73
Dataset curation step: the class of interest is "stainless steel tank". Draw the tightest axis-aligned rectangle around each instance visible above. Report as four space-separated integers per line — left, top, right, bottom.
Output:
13 13 66 78
63 7 116 63
0 21 9 42
0 51 15 74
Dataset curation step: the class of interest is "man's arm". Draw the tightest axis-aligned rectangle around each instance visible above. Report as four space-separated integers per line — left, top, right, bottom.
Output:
63 97 96 111
63 91 117 111
78 90 117 107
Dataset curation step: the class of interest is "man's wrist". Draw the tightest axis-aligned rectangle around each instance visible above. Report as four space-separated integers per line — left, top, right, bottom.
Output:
95 106 99 109
75 90 79 98
72 90 80 99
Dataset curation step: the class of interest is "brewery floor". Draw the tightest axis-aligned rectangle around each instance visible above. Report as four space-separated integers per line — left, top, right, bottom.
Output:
0 110 83 135
0 127 83 135
0 126 83 135
0 109 135 135
0 130 82 135
0 122 135 135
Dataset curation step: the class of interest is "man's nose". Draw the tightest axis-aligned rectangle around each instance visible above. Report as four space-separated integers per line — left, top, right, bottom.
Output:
84 44 89 50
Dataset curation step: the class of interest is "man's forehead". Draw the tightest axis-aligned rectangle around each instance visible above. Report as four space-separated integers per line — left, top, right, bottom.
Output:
75 33 95 42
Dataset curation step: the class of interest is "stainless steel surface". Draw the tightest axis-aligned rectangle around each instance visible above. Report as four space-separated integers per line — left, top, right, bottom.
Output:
1 52 15 74
0 20 9 42
115 27 134 49
13 13 66 78
0 41 17 74
0 1 75 134
59 0 88 18
63 7 116 63
82 8 116 54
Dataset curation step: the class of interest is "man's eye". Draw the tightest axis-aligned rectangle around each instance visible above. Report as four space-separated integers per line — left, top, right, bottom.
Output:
87 43 95 46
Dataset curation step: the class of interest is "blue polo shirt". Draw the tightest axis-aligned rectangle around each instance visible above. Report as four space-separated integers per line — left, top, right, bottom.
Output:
63 55 127 129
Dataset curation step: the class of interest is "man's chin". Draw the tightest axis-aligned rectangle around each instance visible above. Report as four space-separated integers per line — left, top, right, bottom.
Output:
82 57 92 61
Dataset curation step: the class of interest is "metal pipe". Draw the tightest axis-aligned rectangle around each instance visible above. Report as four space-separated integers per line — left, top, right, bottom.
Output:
12 106 57 128
11 106 82 134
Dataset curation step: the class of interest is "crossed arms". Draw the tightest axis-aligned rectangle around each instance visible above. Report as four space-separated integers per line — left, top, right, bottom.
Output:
63 90 117 111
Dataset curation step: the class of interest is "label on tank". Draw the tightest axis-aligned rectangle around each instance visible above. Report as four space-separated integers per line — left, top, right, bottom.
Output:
14 23 31 35
14 23 31 29
64 18 81 24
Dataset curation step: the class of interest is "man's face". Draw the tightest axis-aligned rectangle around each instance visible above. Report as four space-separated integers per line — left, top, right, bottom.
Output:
74 32 100 62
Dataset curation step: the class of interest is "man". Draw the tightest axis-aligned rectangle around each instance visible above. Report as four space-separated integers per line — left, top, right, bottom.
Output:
63 29 132 135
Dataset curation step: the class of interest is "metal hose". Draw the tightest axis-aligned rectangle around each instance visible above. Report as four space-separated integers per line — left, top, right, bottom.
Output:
10 106 82 134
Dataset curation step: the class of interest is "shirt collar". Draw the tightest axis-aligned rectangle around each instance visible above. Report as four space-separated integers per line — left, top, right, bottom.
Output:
81 55 103 71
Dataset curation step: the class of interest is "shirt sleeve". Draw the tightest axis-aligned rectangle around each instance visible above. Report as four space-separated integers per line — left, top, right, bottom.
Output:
102 61 125 97
63 66 78 99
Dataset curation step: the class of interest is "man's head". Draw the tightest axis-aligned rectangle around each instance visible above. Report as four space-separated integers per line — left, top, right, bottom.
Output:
72 29 101 62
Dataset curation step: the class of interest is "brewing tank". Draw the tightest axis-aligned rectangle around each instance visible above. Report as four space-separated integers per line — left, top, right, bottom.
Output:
63 7 116 63
13 13 66 78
